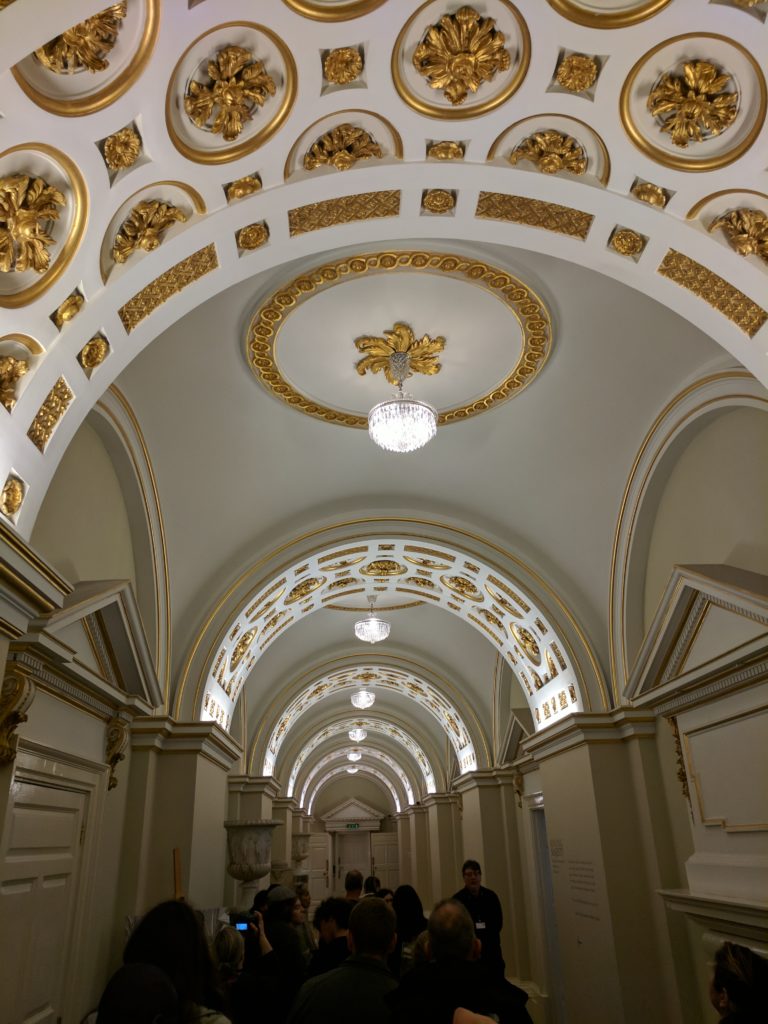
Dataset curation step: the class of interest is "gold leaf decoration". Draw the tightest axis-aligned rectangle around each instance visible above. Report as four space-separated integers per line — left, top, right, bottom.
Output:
647 61 738 148
412 5 511 106
237 222 269 250
441 575 483 601
610 228 645 257
53 291 84 328
631 181 669 208
285 577 326 602
556 53 598 92
361 559 406 576
230 629 256 671
303 124 383 172
708 208 768 263
0 355 28 411
658 249 767 337
226 175 262 201
422 189 455 214
0 175 66 274
35 3 126 74
27 377 73 452
78 335 109 372
118 244 218 333
184 45 276 142
355 322 445 386
287 190 400 236
476 192 593 239
323 47 363 84
103 126 141 170
427 140 465 160
508 130 587 175
112 200 187 264
1 476 24 517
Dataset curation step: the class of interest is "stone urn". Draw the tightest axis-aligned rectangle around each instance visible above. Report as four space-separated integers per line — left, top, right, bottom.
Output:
291 832 310 867
223 819 278 883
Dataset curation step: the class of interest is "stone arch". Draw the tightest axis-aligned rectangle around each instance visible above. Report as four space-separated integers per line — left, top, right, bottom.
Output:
297 746 413 810
307 766 399 816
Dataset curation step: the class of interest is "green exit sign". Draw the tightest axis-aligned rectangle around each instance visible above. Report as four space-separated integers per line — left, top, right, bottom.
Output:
346 823 360 830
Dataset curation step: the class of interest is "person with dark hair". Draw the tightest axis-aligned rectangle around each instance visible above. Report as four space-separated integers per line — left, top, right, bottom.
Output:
262 886 307 1021
287 898 398 1023
388 899 532 1024
710 941 768 1022
363 875 381 897
453 860 505 978
390 884 428 977
122 899 228 1023
96 963 179 1024
308 897 351 976
379 887 394 906
344 868 363 900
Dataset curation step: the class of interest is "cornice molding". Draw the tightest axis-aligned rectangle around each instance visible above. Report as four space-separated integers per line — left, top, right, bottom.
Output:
522 709 656 763
131 715 242 770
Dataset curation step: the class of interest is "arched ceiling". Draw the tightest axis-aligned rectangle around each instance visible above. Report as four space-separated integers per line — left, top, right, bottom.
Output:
2 0 766 808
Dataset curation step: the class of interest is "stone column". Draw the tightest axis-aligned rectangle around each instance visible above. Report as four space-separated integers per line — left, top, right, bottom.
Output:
408 804 430 899
424 793 461 906
271 797 296 885
395 811 412 885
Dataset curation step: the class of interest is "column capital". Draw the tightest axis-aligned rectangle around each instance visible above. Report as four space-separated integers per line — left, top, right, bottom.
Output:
522 708 656 763
228 774 281 800
452 768 502 794
423 791 460 808
273 796 299 813
131 716 242 771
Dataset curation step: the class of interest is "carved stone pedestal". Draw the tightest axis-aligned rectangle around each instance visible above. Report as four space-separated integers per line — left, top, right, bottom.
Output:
224 819 278 909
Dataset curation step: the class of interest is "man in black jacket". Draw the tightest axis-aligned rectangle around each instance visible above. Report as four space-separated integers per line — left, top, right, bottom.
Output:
387 899 532 1024
453 859 505 978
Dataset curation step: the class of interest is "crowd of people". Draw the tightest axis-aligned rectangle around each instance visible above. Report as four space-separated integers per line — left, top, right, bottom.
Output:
90 861 768 1024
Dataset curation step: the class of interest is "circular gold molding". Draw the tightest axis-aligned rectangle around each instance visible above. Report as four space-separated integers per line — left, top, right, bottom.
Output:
11 0 160 117
282 0 387 20
165 23 297 165
620 35 767 172
0 143 88 309
391 0 531 120
246 251 552 428
546 0 672 28
686 188 768 220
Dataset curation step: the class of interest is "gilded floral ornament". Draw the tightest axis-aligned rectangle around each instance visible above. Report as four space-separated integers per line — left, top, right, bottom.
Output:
427 140 465 160
631 181 669 207
304 124 383 172
412 6 511 106
422 189 455 214
184 46 276 142
647 61 738 148
0 355 28 411
1 476 24 517
610 228 645 257
103 126 141 170
226 175 262 201
508 130 587 175
0 175 66 274
708 208 768 263
323 47 363 84
556 53 598 92
355 322 445 385
35 3 127 74
53 291 84 328
112 200 187 263
78 335 109 372
237 222 269 250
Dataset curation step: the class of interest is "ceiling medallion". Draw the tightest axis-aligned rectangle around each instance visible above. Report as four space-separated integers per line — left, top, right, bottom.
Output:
354 595 391 643
422 189 455 214
78 335 110 377
426 140 465 160
246 250 552 429
610 228 646 258
53 290 84 329
1 475 24 519
631 180 669 208
508 130 587 175
648 61 737 148
185 46 276 142
112 200 186 264
237 222 269 250
708 209 768 263
103 126 142 170
360 559 406 576
35 4 127 74
0 175 65 274
226 175 262 202
392 0 530 119
285 576 327 603
0 354 27 411
323 47 364 84
555 54 598 93
304 124 382 171
440 575 483 601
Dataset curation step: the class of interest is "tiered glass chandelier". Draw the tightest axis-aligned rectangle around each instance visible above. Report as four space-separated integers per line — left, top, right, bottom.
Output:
346 766 359 774
349 727 367 742
347 749 362 762
368 349 437 454
354 595 390 644
351 689 375 710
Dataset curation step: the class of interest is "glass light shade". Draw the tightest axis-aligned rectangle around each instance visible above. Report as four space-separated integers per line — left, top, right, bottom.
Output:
347 749 362 762
368 393 437 453
354 612 390 644
349 727 367 743
351 689 375 710
346 766 359 774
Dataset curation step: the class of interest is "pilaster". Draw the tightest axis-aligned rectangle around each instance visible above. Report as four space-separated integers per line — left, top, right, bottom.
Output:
408 804 430 898
395 810 412 885
423 792 461 906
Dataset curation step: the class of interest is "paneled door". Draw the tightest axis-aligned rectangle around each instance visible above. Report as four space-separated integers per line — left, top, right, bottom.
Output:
335 830 370 892
0 778 89 1024
371 833 399 891
307 832 331 909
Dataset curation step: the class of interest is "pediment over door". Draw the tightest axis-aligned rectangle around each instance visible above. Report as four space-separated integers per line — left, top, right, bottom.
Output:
626 565 768 717
321 797 383 832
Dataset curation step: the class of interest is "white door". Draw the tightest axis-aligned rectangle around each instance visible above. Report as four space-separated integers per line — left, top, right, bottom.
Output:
308 832 331 908
0 779 88 1024
336 830 370 891
371 833 399 891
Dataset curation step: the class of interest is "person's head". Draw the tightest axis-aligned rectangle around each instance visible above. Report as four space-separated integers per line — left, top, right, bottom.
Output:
363 875 381 895
250 889 269 916
214 925 245 980
428 899 481 963
265 885 298 923
392 884 425 941
295 882 312 910
123 899 218 1010
710 942 768 1019
344 868 364 897
291 896 305 925
313 897 351 943
347 896 397 960
97 963 178 1024
379 887 394 906
462 859 482 896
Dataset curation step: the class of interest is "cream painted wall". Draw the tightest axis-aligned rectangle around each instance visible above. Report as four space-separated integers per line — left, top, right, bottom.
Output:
643 408 768 630
312 776 391 818
30 422 137 589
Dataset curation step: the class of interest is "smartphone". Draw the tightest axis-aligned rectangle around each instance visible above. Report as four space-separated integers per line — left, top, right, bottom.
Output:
235 922 248 931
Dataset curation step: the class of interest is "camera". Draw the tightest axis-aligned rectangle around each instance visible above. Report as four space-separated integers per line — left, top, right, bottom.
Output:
229 912 257 932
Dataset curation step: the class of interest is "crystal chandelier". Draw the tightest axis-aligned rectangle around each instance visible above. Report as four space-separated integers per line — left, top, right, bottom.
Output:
347 749 362 762
368 389 437 454
351 689 375 710
354 595 390 644
346 766 359 774
349 727 367 742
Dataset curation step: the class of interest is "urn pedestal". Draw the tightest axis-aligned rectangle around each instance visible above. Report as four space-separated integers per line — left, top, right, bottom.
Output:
224 819 278 909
